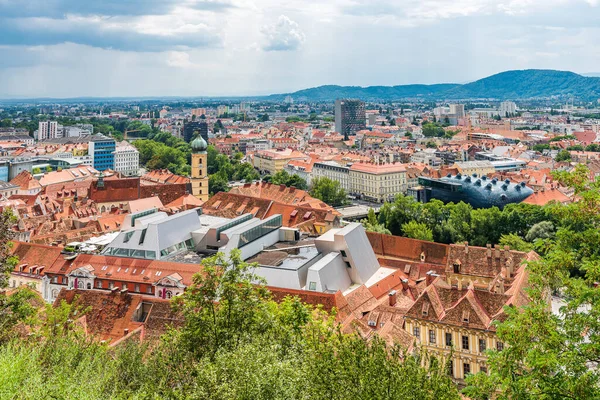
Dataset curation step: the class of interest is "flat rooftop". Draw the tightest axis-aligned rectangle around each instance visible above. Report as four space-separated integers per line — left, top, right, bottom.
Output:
247 241 320 271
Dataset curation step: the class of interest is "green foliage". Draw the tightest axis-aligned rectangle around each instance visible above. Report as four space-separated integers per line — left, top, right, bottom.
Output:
465 168 600 398
31 167 41 174
270 170 308 190
555 149 572 162
361 208 391 234
498 233 533 252
310 177 348 207
378 194 566 250
133 135 191 176
401 221 433 241
206 146 259 195
0 248 461 400
422 122 446 137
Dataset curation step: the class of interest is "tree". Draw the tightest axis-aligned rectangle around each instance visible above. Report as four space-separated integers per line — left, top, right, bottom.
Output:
361 208 391 235
32 167 41 174
525 221 554 242
465 168 600 399
310 177 347 207
401 221 433 241
498 233 532 252
271 170 308 190
173 249 270 358
555 149 571 162
45 166 53 172
0 209 38 344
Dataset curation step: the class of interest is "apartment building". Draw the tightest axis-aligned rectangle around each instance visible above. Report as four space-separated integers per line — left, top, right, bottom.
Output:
313 161 351 192
349 162 407 203
113 142 140 177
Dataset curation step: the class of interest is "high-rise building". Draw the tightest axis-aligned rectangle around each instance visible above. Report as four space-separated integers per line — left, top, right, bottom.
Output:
183 121 209 143
499 101 517 117
191 108 207 118
335 99 366 140
190 136 209 202
37 121 59 140
88 135 116 172
449 104 465 118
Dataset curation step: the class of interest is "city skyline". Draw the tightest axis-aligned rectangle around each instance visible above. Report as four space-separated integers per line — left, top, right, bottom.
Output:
1 0 600 98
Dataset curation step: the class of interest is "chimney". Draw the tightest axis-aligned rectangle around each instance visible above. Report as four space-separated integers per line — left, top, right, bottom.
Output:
464 241 469 255
124 328 129 336
426 270 438 286
494 244 501 261
401 279 409 291
388 290 398 306
486 244 492 258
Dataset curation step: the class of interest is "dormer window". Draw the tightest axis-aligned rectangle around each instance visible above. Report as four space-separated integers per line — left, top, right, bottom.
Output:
453 260 461 274
422 303 430 317
462 310 470 323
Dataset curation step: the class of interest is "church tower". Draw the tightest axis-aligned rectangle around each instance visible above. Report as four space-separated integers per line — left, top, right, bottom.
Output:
190 135 209 202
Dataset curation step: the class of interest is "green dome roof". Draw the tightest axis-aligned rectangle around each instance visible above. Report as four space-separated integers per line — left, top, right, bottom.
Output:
191 135 208 152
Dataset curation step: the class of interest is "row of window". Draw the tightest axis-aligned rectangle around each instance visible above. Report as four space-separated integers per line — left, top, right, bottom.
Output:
448 361 486 378
414 327 504 352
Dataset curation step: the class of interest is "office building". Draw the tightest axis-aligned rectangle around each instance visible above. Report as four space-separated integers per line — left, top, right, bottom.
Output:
335 99 366 140
88 135 116 172
183 121 208 143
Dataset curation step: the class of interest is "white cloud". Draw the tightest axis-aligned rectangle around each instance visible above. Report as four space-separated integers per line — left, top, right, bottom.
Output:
261 15 305 51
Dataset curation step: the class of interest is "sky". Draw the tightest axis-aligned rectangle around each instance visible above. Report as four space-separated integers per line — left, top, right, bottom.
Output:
0 0 599 98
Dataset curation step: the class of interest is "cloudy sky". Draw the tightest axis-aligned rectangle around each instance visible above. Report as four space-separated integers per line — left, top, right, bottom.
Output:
0 0 599 98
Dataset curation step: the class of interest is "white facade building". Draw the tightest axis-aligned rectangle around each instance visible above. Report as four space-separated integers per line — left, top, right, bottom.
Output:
38 121 59 140
113 142 140 176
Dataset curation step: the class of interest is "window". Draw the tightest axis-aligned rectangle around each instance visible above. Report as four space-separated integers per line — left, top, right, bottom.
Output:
86 283 91 290
135 284 140 293
340 249 347 257
422 303 430 317
146 286 152 294
445 332 453 347
413 326 420 338
447 359 454 377
462 335 469 350
96 280 102 289
463 363 471 376
345 261 352 268
479 339 487 352
480 366 488 374
496 341 504 351
462 310 470 323
308 281 317 291
109 282 114 289
429 330 436 344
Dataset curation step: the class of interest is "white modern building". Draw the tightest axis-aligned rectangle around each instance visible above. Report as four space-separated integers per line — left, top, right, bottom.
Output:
38 121 59 140
500 101 517 117
113 142 140 176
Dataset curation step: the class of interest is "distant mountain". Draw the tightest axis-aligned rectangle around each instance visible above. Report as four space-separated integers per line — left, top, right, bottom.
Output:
266 83 459 102
443 70 600 99
270 70 600 101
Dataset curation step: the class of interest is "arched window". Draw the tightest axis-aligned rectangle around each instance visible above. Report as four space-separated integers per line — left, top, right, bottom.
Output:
166 290 173 299
51 289 58 299
86 282 92 290
77 280 84 289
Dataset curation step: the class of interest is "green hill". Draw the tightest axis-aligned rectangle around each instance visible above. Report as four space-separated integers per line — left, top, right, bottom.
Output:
270 70 600 101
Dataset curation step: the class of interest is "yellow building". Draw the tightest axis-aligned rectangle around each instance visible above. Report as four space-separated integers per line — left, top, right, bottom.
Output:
190 136 209 202
252 149 310 174
453 161 495 177
403 244 539 383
